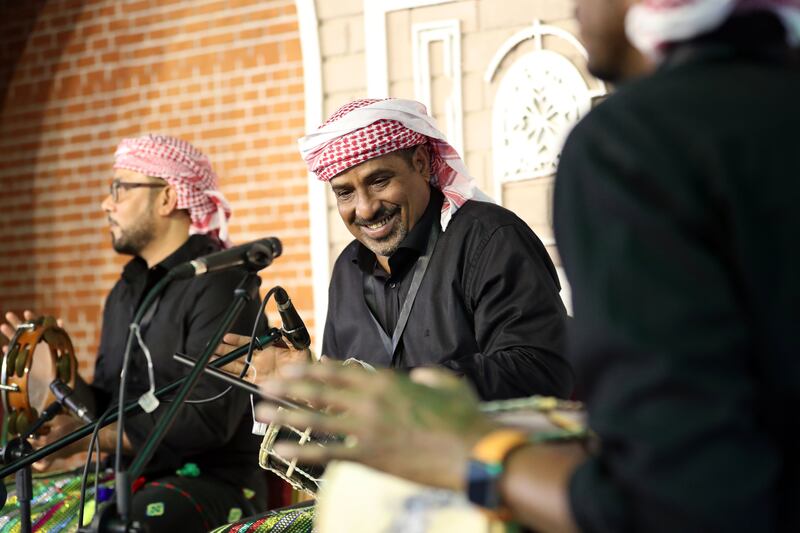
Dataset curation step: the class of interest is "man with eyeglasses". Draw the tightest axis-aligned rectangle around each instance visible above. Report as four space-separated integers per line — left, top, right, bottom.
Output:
2 134 266 531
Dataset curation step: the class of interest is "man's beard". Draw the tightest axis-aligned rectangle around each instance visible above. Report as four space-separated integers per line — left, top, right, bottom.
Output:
355 206 407 258
110 209 157 256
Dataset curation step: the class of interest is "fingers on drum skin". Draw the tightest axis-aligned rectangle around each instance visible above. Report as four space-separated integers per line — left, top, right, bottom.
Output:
4 311 21 327
285 381 363 413
222 333 251 347
33 460 52 472
218 359 245 375
214 341 238 357
273 442 361 464
299 361 380 390
256 402 361 435
409 367 461 389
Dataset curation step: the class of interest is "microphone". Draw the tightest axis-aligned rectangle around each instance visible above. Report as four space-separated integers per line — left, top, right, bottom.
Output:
274 287 311 350
171 237 282 279
49 379 95 424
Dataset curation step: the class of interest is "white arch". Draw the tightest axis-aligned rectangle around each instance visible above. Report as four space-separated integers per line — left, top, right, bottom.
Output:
295 0 327 354
484 19 593 83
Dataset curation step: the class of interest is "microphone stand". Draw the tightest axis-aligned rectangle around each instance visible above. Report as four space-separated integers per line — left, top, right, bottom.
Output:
0 399 63 533
129 272 261 478
0 327 282 480
87 272 263 533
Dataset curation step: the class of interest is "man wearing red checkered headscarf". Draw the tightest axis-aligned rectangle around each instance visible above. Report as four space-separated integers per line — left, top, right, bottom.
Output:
1 135 267 531
295 98 573 400
113 134 233 248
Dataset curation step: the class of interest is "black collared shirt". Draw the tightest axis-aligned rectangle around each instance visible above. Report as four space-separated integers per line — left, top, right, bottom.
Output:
323 190 573 400
92 234 264 488
358 189 441 336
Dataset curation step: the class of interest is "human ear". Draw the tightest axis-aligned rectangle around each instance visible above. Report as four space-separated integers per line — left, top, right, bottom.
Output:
158 185 179 215
412 145 431 178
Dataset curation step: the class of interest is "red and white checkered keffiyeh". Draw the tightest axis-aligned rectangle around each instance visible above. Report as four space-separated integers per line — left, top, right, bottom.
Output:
626 0 800 58
298 98 492 232
113 134 232 247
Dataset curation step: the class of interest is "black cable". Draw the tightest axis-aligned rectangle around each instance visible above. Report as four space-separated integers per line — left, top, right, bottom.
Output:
78 405 113 528
114 269 179 521
174 286 280 405
92 424 101 522
114 329 138 476
243 286 281 378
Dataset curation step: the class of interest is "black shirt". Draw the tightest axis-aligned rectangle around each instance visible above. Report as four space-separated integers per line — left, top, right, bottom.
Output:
359 188 442 336
323 189 573 400
555 22 800 533
92 234 264 489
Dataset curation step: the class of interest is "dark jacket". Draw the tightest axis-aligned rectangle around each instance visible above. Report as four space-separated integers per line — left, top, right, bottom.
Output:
555 16 800 532
323 190 573 400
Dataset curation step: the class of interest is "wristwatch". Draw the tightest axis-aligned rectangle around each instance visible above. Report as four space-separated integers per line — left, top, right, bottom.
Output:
466 428 529 516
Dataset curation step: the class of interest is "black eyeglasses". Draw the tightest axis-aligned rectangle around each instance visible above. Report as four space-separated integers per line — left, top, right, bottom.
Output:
109 180 166 202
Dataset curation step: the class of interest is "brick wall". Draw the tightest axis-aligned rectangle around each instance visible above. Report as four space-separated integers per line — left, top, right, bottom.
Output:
0 0 311 377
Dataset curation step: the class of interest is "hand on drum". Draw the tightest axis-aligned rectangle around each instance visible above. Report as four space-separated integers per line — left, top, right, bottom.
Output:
213 333 312 381
29 413 86 471
1 310 64 352
254 363 497 492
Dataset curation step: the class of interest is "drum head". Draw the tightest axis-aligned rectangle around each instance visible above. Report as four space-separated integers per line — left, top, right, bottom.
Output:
28 343 54 415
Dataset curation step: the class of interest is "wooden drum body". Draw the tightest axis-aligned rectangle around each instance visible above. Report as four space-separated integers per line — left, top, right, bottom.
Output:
1 316 77 440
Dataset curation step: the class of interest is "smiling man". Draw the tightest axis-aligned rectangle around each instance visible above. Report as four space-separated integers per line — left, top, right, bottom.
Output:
302 98 572 400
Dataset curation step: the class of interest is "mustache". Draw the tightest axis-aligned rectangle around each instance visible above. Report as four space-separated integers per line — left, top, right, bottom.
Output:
354 206 399 227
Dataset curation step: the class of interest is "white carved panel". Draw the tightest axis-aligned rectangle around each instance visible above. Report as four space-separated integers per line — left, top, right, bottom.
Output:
493 50 589 185
412 19 463 156
487 20 606 205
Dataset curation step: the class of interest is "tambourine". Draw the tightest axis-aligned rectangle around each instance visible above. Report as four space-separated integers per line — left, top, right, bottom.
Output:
1 316 77 439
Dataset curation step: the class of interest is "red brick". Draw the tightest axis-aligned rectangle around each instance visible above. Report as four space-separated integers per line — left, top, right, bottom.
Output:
115 33 145 47
108 18 130 32
81 23 104 39
91 37 109 51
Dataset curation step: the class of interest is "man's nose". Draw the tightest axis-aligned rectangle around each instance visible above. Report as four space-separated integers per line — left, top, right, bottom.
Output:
354 193 380 222
101 193 114 213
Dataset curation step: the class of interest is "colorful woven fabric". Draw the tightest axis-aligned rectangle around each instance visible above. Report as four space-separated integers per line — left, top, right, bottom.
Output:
113 134 233 246
210 504 315 533
298 98 492 232
625 0 800 58
1 469 115 532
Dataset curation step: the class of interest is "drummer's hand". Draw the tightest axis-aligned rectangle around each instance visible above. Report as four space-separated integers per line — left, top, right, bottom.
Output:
255 363 497 491
1 311 64 352
30 413 86 471
1 311 25 348
213 333 312 381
